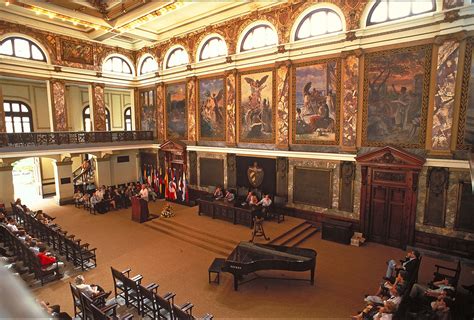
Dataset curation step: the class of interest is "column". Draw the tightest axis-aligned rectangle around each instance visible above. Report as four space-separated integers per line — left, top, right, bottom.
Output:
225 70 237 146
276 61 291 149
341 50 362 151
0 86 6 146
156 83 165 143
47 79 69 131
276 157 288 198
53 160 73 205
89 83 106 131
187 77 197 142
0 165 14 206
94 157 111 187
430 38 461 153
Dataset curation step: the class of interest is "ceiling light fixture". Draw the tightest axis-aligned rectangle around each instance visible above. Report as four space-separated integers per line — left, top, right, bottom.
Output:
5 1 10 6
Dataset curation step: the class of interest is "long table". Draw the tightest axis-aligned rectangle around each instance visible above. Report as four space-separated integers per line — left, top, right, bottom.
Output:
198 198 254 228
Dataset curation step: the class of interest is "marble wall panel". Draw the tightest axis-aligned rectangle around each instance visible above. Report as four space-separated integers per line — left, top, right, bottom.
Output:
187 78 197 141
432 41 460 150
276 63 290 147
195 152 227 192
287 158 360 220
50 79 68 131
225 73 236 145
92 84 106 131
342 55 359 147
416 167 473 240
156 84 165 142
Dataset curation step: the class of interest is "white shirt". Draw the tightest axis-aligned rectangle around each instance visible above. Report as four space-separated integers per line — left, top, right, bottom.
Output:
139 188 149 202
7 223 18 232
76 283 99 297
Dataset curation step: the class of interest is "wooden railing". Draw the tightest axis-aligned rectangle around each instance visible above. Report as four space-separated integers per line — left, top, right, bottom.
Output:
0 131 154 147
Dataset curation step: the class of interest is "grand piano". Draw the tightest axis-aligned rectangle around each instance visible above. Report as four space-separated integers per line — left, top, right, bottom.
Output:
222 241 317 290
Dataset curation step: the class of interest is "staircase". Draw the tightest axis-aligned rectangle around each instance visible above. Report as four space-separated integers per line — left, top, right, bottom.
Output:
268 221 320 247
73 160 95 186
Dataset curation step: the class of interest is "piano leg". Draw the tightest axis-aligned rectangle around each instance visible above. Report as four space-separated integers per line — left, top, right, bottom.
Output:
310 266 315 285
233 275 239 291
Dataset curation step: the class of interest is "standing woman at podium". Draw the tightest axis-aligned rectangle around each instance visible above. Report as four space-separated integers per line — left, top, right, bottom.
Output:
139 184 149 202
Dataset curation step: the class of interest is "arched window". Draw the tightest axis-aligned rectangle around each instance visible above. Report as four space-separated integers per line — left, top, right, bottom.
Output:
140 56 158 75
166 47 189 69
83 106 91 132
0 37 46 62
124 107 132 131
199 36 227 61
102 56 132 74
240 24 278 52
105 108 111 131
4 101 33 133
367 0 436 26
295 8 343 41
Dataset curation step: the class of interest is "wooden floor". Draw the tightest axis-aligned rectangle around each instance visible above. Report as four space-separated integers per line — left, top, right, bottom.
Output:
26 199 473 319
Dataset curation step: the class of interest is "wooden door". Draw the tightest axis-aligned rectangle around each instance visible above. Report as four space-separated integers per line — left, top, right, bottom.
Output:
369 185 407 248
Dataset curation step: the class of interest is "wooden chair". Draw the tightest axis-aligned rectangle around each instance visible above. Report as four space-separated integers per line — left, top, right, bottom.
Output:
90 303 133 320
70 283 85 319
81 292 118 320
139 283 175 319
120 273 143 311
32 257 61 286
433 260 461 288
154 292 176 319
110 267 142 309
172 303 213 320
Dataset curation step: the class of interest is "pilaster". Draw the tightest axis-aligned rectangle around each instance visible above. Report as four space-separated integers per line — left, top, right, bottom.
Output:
90 83 106 131
0 165 14 206
47 79 68 131
94 157 112 187
53 160 73 205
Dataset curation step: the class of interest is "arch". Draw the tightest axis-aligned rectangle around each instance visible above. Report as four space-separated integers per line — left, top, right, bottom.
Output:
237 21 278 53
138 54 159 75
3 100 34 133
291 4 345 42
82 106 92 132
124 106 132 131
164 45 189 69
0 34 49 63
362 0 437 27
196 33 228 61
105 107 111 131
101 53 135 75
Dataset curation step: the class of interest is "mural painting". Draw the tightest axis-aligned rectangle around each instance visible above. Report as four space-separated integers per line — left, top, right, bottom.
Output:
363 45 431 147
61 39 94 65
293 60 339 144
238 70 274 143
198 78 225 140
165 83 187 140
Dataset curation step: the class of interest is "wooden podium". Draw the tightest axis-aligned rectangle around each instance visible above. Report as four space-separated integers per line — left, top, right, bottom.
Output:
131 196 149 223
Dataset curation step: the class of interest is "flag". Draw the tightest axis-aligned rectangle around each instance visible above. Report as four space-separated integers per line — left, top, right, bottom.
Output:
158 167 163 195
182 171 187 202
164 169 169 199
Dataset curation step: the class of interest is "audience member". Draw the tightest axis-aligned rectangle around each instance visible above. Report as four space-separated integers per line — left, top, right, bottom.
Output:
214 186 223 200
224 190 235 202
37 246 64 274
410 278 454 301
74 275 110 299
385 250 420 280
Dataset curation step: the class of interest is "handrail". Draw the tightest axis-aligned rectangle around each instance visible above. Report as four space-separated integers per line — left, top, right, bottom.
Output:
0 131 154 147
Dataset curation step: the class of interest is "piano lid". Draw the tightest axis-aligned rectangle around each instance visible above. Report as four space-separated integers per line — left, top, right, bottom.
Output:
226 241 316 264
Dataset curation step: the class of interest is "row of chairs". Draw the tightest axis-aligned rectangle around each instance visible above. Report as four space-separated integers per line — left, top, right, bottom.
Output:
13 206 97 271
0 225 61 286
70 283 133 320
111 267 213 320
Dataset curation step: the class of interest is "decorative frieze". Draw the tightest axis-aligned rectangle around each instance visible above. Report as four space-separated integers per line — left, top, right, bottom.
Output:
225 71 237 145
156 84 165 143
276 62 290 147
341 53 360 148
48 79 68 131
187 77 197 142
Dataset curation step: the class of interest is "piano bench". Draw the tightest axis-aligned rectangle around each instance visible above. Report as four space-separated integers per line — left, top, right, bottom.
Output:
208 258 225 284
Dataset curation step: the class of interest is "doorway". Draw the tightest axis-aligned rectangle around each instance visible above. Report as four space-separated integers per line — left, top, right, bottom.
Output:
12 157 42 203
356 147 425 249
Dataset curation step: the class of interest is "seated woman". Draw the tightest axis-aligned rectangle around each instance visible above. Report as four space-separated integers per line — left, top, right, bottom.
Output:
37 246 64 274
73 189 83 206
213 186 224 200
224 190 235 202
74 275 110 299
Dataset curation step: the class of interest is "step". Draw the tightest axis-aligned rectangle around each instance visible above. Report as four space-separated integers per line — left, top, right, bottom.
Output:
268 221 309 246
279 224 314 246
291 228 320 247
144 219 234 256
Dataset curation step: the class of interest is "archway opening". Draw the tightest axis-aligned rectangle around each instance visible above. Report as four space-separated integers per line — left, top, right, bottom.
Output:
12 157 42 203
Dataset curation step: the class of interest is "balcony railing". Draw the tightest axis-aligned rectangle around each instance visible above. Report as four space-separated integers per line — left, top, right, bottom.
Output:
0 131 154 147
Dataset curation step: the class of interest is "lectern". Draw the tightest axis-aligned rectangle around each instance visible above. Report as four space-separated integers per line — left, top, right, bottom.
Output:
131 196 149 223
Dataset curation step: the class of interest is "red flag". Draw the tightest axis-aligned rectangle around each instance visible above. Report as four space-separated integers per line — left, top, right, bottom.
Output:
164 169 169 199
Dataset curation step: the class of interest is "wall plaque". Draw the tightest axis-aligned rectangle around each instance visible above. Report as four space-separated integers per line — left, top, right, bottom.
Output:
293 167 332 208
199 158 224 187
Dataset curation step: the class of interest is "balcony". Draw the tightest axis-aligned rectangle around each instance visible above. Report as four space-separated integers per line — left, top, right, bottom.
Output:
0 131 156 157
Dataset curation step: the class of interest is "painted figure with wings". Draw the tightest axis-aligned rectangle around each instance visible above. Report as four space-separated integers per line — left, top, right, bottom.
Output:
303 82 325 116
245 75 268 109
201 88 224 136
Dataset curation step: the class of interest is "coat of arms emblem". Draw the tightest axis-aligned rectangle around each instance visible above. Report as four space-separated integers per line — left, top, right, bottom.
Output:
247 162 264 188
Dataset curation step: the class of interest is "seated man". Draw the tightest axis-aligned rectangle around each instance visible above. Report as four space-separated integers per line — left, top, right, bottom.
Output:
249 193 259 206
365 284 403 309
90 192 106 214
224 190 235 202
375 270 408 298
257 194 272 217
37 246 64 273
213 186 224 200
6 217 22 234
74 275 110 299
73 189 83 206
385 249 420 280
410 278 455 301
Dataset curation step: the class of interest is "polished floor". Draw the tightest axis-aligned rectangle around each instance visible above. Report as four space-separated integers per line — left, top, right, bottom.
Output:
25 199 472 319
